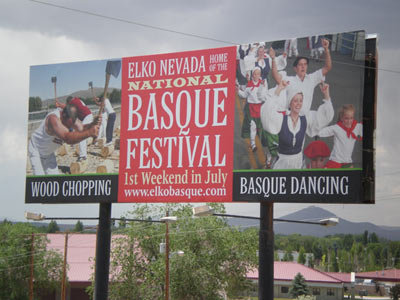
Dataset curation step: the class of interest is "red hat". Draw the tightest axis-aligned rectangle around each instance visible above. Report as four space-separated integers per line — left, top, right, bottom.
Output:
304 140 330 159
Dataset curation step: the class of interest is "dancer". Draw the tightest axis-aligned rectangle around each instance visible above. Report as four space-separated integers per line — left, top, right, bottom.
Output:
260 81 333 169
318 104 362 168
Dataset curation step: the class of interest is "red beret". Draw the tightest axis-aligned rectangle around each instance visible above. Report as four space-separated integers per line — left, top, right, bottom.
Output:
304 140 331 159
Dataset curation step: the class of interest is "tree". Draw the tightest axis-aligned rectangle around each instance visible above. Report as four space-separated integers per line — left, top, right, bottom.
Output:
298 247 307 265
283 248 294 262
363 230 369 246
390 284 400 300
109 89 121 104
47 220 60 233
0 222 63 300
28 96 42 112
343 234 354 251
73 220 84 232
290 272 310 298
369 232 379 243
118 217 127 229
91 203 258 300
312 242 323 261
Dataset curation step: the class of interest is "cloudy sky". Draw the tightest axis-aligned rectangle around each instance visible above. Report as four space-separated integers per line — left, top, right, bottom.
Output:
1 0 400 227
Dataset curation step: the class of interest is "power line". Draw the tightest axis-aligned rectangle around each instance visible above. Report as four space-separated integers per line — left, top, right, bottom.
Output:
27 0 236 45
27 0 400 75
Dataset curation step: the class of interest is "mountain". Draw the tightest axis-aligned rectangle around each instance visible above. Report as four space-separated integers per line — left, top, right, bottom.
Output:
227 206 400 241
41 87 119 107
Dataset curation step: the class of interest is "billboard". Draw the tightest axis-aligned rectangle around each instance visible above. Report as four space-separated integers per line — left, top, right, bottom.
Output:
25 30 375 204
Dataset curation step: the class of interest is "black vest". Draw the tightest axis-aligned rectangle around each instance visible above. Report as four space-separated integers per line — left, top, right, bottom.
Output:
278 115 307 155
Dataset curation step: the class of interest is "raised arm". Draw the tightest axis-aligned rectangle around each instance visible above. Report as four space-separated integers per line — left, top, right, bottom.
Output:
321 38 332 76
269 47 283 85
306 82 334 137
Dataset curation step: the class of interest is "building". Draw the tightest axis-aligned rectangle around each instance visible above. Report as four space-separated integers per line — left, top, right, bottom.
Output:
356 269 400 296
247 262 344 300
43 233 96 300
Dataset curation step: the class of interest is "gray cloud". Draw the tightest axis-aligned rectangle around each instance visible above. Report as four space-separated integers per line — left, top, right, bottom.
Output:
1 0 400 226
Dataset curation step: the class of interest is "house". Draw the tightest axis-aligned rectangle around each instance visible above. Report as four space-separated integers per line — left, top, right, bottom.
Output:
43 233 96 300
355 269 400 296
247 262 344 300
326 272 353 295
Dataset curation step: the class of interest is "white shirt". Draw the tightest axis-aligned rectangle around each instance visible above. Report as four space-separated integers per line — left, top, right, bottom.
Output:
238 81 268 104
30 109 64 156
282 69 325 114
260 88 334 138
104 98 115 115
319 123 363 163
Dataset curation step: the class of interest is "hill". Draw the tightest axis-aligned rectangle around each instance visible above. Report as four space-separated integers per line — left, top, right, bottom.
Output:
228 206 400 241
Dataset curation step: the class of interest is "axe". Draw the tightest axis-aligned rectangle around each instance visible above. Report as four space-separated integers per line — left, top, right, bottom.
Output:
88 81 94 97
99 60 121 116
51 76 57 103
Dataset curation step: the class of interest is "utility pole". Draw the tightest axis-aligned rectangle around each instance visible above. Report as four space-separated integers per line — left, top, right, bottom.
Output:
94 203 112 300
29 233 34 300
165 210 170 300
61 231 69 300
259 202 274 300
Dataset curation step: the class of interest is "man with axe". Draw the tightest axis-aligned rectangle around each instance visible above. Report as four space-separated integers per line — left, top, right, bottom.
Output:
94 60 121 146
28 104 101 175
58 96 94 162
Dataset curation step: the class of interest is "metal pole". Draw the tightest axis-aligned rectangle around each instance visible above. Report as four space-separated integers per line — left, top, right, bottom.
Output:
259 202 274 300
29 233 34 300
94 203 112 300
61 231 69 300
165 211 170 300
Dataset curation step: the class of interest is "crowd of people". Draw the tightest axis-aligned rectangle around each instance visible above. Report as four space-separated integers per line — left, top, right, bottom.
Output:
236 37 363 170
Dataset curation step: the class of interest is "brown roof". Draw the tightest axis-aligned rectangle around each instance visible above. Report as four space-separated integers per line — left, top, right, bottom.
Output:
356 269 400 282
247 262 342 284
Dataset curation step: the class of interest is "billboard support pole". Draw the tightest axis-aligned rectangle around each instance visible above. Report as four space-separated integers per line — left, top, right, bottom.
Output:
259 202 274 300
94 203 112 300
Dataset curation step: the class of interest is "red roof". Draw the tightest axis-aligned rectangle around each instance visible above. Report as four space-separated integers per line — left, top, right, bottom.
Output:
325 272 352 283
47 233 96 283
356 269 400 282
247 262 342 284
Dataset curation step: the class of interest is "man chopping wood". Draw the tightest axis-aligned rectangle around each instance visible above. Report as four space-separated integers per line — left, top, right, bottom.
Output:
28 104 101 175
59 96 94 162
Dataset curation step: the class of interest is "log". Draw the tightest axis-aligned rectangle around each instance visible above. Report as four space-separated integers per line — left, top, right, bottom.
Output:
114 138 120 150
114 126 120 137
70 160 88 174
101 145 114 158
74 144 80 156
57 144 68 156
97 137 106 148
96 160 114 173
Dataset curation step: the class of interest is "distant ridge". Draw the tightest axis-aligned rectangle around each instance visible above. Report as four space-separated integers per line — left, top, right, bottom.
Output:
227 206 400 241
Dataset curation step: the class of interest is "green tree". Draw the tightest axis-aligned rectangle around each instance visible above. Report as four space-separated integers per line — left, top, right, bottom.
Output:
73 220 84 232
343 234 354 251
91 204 257 300
363 230 369 246
369 232 379 243
390 284 400 300
47 220 60 233
118 217 127 229
0 222 63 300
283 249 294 262
28 96 42 112
298 247 307 265
290 272 310 298
109 89 121 104
312 242 323 261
